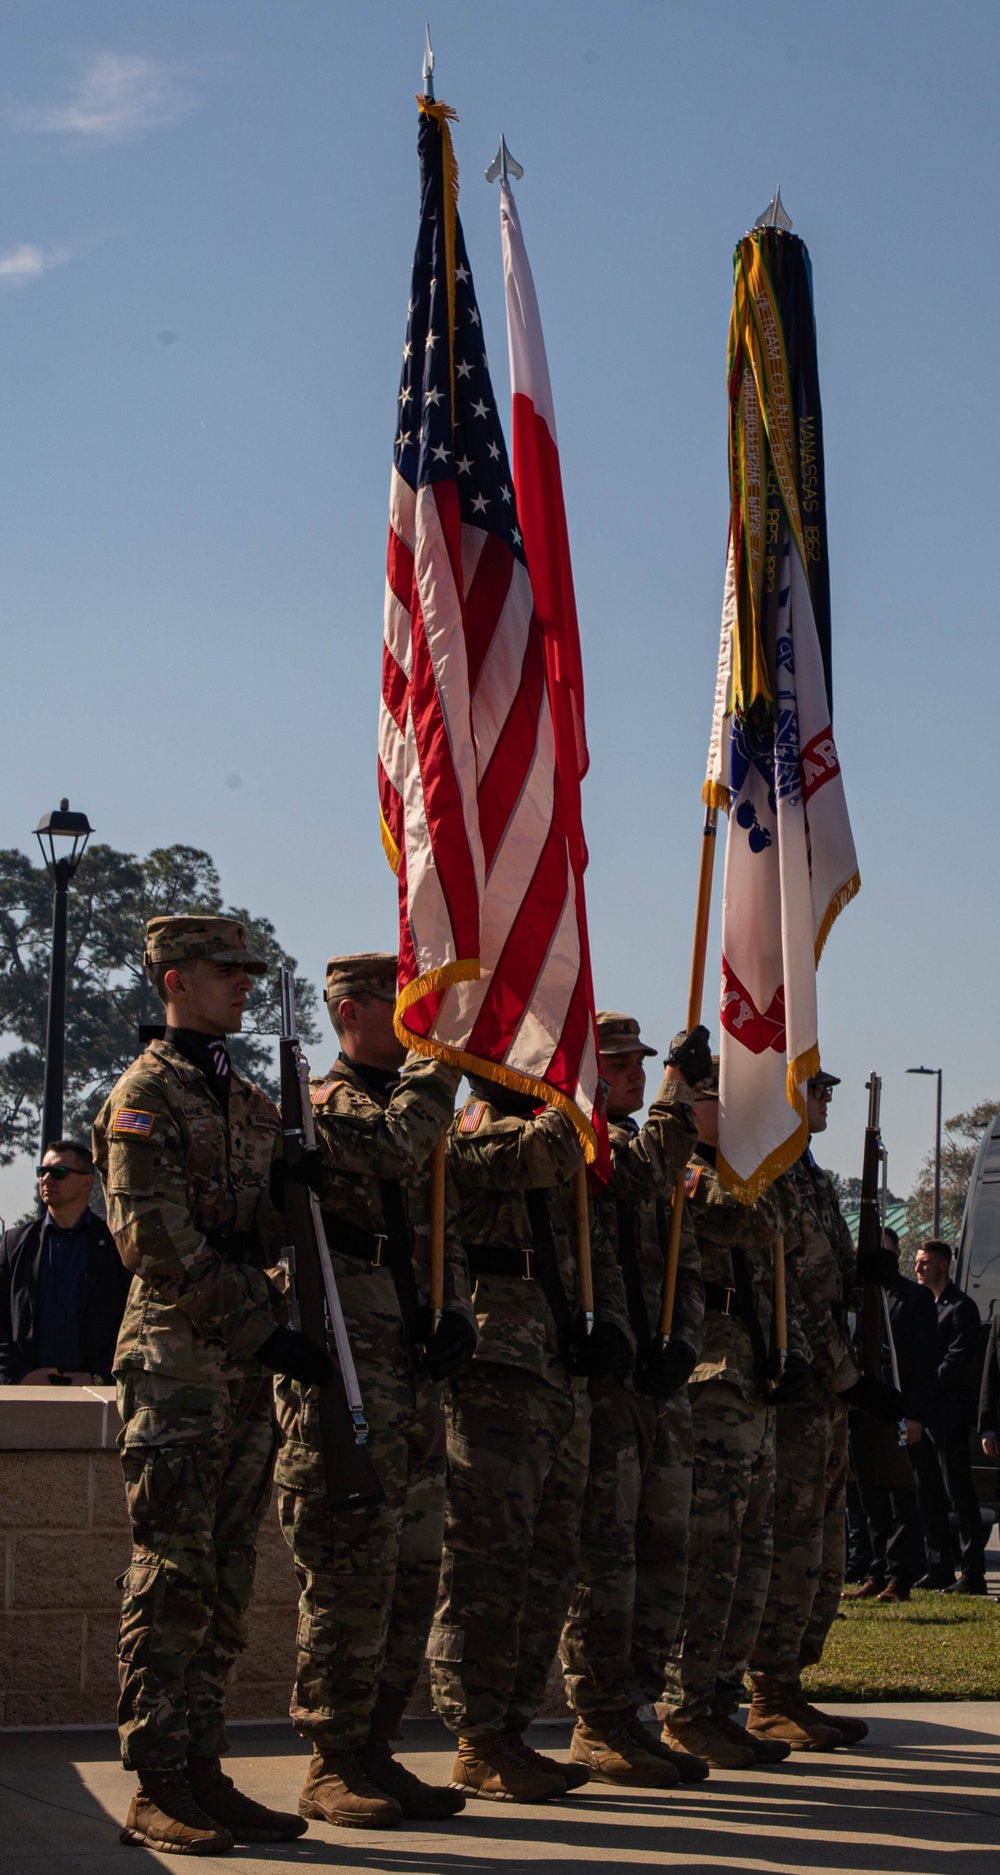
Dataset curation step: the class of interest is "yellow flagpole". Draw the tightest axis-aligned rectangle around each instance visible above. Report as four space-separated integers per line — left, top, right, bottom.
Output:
771 1232 788 1379
574 1165 594 1331
659 803 719 1339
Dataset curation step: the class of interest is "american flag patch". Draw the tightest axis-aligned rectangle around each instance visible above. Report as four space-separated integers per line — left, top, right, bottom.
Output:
684 1166 703 1199
310 1080 342 1107
113 1108 156 1138
458 1100 489 1135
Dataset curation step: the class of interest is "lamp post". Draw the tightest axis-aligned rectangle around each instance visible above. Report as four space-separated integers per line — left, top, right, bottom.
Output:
35 799 93 1149
906 1065 943 1237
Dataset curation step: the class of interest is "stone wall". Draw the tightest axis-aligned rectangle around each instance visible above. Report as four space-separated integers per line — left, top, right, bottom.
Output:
0 1387 299 1729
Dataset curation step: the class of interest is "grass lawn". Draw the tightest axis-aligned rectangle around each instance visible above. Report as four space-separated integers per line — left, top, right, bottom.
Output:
802 1590 1000 1701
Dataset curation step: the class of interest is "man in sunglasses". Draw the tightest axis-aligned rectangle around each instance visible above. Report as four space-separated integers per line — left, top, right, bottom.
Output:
0 1140 130 1384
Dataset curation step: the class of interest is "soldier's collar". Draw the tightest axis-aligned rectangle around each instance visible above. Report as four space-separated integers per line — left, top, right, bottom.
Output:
693 1142 717 1168
335 1055 400 1100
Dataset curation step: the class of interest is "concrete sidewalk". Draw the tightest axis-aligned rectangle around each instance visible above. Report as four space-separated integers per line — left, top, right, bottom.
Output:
2 1706 999 1875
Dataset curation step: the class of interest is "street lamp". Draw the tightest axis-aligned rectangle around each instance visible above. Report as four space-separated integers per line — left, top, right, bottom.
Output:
35 799 93 1149
906 1065 943 1238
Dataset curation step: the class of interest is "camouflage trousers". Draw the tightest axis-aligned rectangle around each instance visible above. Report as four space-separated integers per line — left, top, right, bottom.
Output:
661 1378 775 1721
116 1369 277 1770
429 1360 591 1736
751 1393 849 1683
276 1358 446 1752
560 1379 692 1715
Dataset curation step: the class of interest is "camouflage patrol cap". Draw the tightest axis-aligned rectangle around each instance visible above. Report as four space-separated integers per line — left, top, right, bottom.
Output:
691 1054 720 1097
143 915 267 975
596 1012 657 1059
325 952 398 1006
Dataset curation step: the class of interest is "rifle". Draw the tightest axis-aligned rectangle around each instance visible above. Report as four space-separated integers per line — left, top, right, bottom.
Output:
278 966 384 1512
858 1073 915 1490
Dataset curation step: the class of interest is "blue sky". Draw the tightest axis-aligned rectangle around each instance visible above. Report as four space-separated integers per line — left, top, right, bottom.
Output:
1 0 996 1221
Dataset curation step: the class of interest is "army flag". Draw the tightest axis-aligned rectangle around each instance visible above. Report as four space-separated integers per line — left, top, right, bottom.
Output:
706 227 859 1201
378 99 601 1158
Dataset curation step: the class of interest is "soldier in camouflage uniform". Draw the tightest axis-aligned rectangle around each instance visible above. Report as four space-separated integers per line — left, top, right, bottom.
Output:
275 953 477 1831
748 1068 889 1752
560 1014 710 1789
429 1077 633 1802
659 1060 812 1772
93 916 328 1855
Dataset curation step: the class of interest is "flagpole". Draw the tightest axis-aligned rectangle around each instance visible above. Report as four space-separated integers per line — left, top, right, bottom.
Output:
429 1136 446 1325
659 801 718 1341
771 1232 788 1379
574 1165 594 1334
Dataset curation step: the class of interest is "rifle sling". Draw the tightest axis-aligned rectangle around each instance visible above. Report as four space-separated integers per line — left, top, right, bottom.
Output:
377 1177 421 1358
524 1189 574 1345
728 1243 771 1384
615 1199 653 1356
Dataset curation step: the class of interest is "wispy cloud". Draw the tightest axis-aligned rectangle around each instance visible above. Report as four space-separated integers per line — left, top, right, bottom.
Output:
0 242 73 287
11 51 200 145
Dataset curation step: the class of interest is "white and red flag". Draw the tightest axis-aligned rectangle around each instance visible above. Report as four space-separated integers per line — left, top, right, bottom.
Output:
707 227 859 1201
378 100 601 1156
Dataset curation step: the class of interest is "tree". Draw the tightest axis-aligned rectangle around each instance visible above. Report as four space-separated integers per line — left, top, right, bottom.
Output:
824 1172 902 1210
905 1100 1000 1251
0 842 319 1163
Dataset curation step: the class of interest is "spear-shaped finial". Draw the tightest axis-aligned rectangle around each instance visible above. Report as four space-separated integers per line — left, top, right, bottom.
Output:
754 185 793 231
485 134 524 184
422 22 435 99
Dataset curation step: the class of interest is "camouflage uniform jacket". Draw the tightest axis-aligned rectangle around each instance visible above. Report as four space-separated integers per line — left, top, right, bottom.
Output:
781 1152 859 1396
687 1146 806 1404
92 1039 285 1383
447 1097 630 1390
598 1075 704 1361
307 1053 475 1331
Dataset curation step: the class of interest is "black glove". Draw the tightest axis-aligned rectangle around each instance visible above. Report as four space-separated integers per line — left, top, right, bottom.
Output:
768 1349 812 1403
257 1326 334 1387
841 1374 905 1423
636 1338 698 1398
565 1318 633 1380
666 1024 713 1089
418 1308 477 1382
270 1150 330 1210
855 1247 899 1287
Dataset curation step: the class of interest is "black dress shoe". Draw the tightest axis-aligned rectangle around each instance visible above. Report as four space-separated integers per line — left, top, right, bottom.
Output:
915 1572 955 1590
944 1575 988 1595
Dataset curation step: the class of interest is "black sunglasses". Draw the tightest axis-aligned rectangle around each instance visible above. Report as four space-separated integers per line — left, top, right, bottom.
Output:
36 1163 89 1180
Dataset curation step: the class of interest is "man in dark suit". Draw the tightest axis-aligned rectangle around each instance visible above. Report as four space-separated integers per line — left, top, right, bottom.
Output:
0 1139 131 1384
845 1227 938 1602
913 1240 986 1593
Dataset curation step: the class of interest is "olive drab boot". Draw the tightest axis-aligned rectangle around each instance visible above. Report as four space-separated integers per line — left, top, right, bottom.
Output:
358 1688 466 1820
619 1705 710 1782
120 1768 234 1855
709 1707 790 1765
450 1732 566 1802
187 1755 308 1842
297 1748 403 1829
569 1710 681 1788
747 1675 845 1751
660 1712 756 1770
501 1725 590 1791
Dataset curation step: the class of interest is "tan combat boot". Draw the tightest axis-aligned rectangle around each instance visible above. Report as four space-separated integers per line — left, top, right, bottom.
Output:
120 1768 234 1854
747 1675 845 1751
450 1732 566 1802
792 1695 868 1745
660 1713 755 1769
298 1748 403 1829
570 1710 680 1788
619 1706 710 1782
501 1726 590 1790
188 1755 307 1841
357 1684 466 1819
709 1707 790 1765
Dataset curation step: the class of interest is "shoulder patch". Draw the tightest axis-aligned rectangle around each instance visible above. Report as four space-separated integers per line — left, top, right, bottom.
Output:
112 1108 156 1139
458 1099 489 1135
310 1079 344 1107
684 1165 703 1199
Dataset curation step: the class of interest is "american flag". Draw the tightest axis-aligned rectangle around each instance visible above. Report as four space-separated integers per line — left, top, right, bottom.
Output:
378 100 600 1155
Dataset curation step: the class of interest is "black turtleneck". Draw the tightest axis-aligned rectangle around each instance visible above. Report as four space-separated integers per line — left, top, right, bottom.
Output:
166 1026 232 1119
694 1140 717 1168
337 1055 400 1101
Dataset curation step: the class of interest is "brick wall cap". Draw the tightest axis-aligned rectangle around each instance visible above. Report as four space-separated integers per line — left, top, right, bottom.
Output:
0 1386 122 1450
